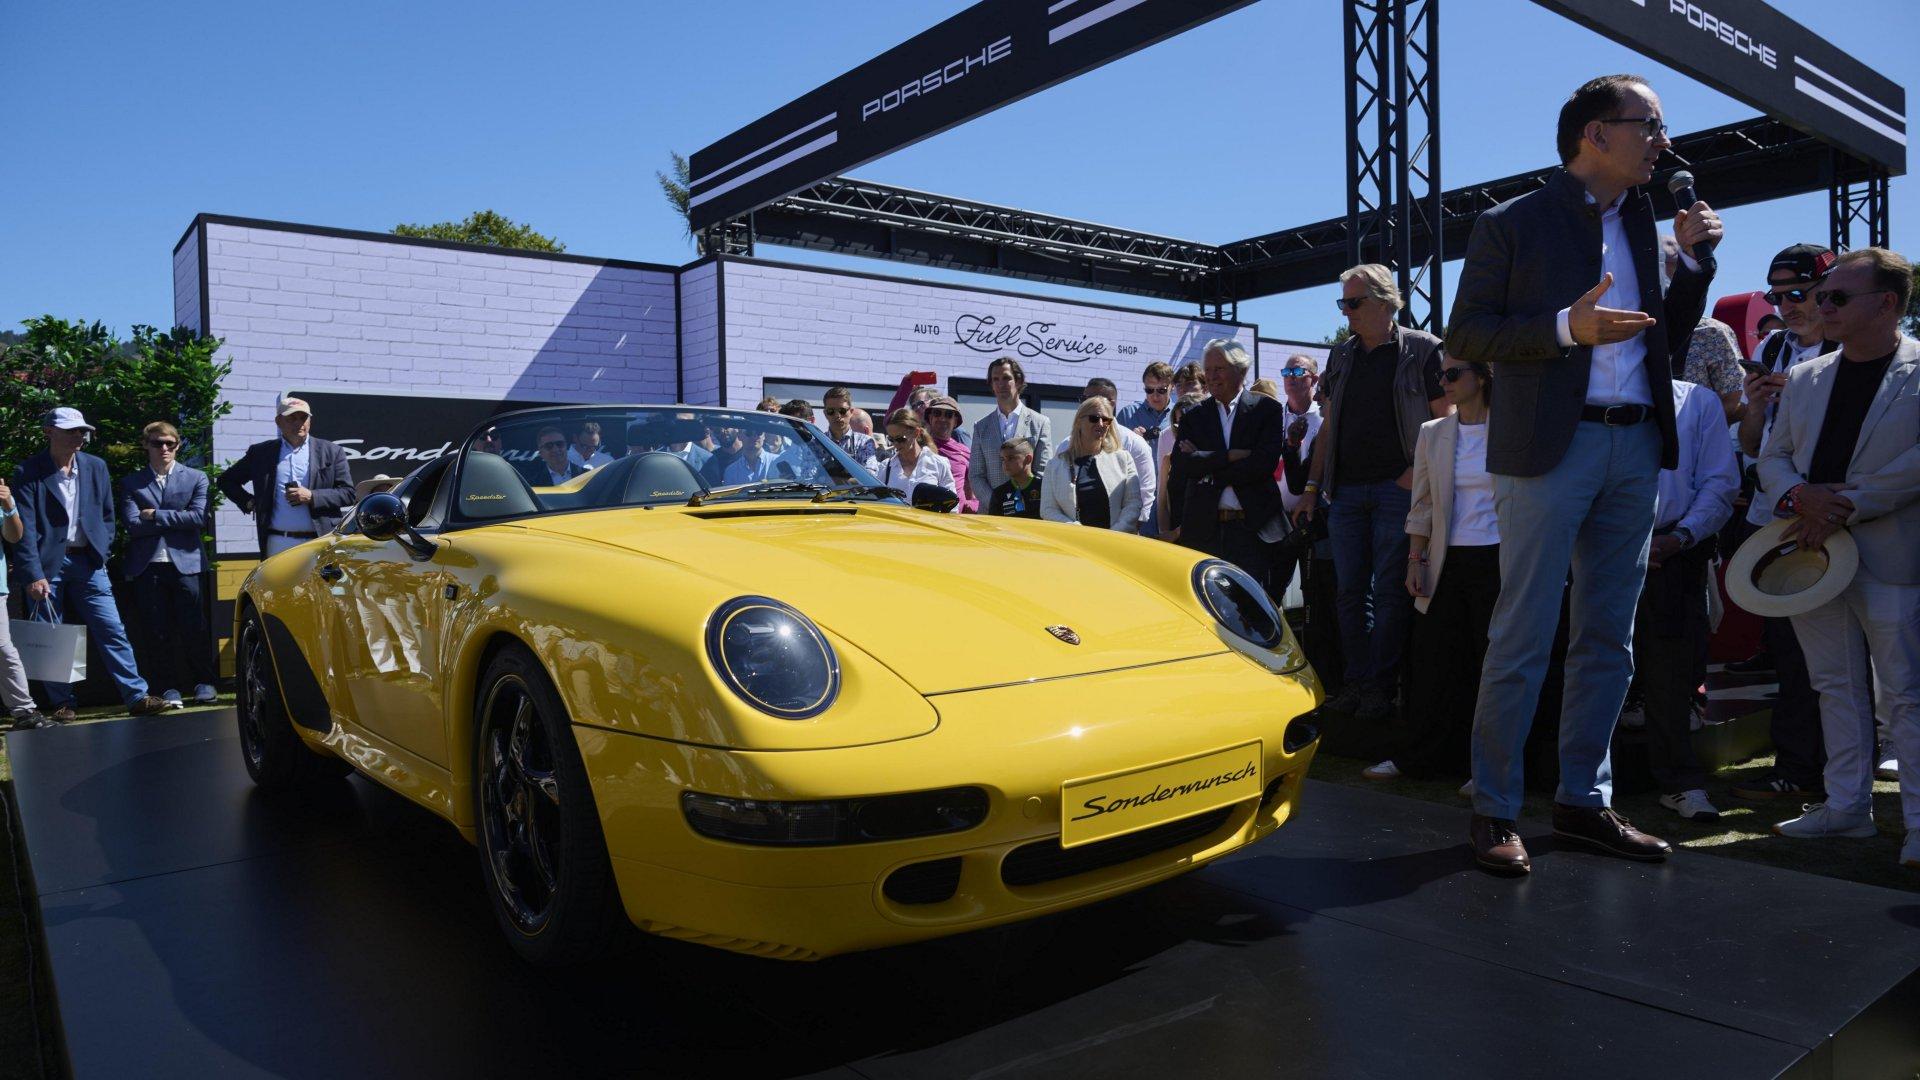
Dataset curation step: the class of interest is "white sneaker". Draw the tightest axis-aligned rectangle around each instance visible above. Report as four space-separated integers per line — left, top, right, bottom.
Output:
1902 829 1920 869
192 683 219 704
1458 778 1476 798
1875 750 1898 782
1659 789 1721 821
1362 760 1402 780
1773 803 1876 839
160 689 184 706
1618 701 1646 730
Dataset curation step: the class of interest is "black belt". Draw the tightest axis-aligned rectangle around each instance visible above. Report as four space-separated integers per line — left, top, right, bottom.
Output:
1581 403 1653 426
267 528 319 539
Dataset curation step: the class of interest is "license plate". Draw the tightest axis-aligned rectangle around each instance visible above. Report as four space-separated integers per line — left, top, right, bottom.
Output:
1059 742 1262 849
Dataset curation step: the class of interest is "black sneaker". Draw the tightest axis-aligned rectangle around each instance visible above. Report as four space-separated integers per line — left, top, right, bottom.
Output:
1355 686 1396 722
1725 652 1774 676
1315 684 1364 716
10 710 56 730
1730 775 1825 801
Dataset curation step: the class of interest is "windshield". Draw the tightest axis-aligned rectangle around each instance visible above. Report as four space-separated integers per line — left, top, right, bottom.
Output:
449 406 893 525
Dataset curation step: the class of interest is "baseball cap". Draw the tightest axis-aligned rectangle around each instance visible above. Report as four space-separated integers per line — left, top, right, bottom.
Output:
1768 244 1836 285
41 406 95 431
276 396 313 418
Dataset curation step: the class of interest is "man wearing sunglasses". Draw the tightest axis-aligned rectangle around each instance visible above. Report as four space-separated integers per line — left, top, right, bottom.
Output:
821 387 878 472
1756 248 1919 868
119 420 217 707
1445 74 1721 876
521 425 588 487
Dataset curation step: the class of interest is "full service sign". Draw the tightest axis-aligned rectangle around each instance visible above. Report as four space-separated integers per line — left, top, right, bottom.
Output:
688 0 1256 230
1531 0 1905 172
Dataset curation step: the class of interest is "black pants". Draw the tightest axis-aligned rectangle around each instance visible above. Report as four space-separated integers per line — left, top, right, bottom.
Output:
1302 555 1345 693
1762 614 1826 788
1398 544 1499 778
1634 543 1710 794
130 564 214 694
1200 518 1274 596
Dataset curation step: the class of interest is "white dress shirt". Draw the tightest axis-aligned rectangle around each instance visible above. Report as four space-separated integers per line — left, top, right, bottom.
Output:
270 439 314 533
1552 190 1651 407
1656 380 1739 542
877 451 957 511
568 446 614 470
1215 392 1249 511
54 462 80 545
1278 401 1323 514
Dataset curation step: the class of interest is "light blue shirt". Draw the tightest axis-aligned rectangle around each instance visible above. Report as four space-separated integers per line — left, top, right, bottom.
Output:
1656 380 1739 542
271 438 314 532
723 453 776 486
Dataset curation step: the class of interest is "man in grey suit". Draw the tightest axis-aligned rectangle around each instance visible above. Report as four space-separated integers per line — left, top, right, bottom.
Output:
1755 248 1918 869
969 357 1053 506
1445 74 1721 875
119 420 217 705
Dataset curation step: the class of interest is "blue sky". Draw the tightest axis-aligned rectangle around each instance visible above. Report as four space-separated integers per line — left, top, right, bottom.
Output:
2 0 1913 345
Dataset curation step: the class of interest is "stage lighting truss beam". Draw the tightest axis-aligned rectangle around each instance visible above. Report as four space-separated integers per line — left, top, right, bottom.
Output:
1342 0 1441 331
1828 150 1890 253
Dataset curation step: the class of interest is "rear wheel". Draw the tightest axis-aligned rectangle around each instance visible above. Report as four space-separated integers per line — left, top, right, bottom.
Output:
475 644 624 965
236 607 350 790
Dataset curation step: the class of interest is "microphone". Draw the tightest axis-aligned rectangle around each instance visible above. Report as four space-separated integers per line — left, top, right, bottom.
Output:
1667 170 1717 271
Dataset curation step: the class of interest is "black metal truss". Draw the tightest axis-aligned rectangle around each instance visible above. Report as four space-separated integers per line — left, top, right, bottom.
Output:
1342 0 1442 330
1828 149 1890 252
733 116 1836 307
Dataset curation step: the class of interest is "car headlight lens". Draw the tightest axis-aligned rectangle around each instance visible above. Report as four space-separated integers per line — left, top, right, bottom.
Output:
706 596 840 719
1191 559 1284 650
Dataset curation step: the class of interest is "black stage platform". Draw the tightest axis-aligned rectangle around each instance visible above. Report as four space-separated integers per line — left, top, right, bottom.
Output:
9 712 1920 1079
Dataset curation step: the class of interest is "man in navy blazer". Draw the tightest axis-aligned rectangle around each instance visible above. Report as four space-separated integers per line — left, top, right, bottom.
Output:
1170 340 1287 586
12 407 172 720
216 396 356 557
119 420 217 705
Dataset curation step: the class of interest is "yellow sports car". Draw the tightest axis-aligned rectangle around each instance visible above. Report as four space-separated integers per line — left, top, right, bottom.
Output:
236 404 1320 964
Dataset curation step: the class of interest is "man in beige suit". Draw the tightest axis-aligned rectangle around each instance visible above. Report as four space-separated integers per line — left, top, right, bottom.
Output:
1755 248 1918 870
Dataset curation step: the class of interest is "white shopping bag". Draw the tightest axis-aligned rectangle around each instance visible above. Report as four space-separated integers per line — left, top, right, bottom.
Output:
13 601 87 683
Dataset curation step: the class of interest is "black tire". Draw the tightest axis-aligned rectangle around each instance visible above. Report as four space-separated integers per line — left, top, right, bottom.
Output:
474 644 625 966
236 607 351 790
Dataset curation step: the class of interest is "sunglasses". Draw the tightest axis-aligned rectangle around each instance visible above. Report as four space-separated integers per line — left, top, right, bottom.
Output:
1597 116 1668 139
1336 297 1366 312
1278 367 1310 378
1814 288 1893 309
1144 386 1170 396
540 440 567 450
149 439 179 449
928 410 960 420
1084 415 1113 426
1439 367 1475 384
823 407 849 417
1764 287 1813 305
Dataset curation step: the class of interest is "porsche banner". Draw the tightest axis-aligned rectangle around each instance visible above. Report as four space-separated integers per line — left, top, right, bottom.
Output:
687 0 1256 231
295 390 557 472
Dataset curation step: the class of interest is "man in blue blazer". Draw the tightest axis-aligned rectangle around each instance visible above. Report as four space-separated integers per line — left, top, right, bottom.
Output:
12 407 173 720
119 420 217 705
216 396 356 557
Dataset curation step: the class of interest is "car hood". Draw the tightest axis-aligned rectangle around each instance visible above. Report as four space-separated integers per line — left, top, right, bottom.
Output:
521 505 1220 694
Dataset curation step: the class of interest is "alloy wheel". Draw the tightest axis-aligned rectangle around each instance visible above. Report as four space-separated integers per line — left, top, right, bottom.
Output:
480 676 564 934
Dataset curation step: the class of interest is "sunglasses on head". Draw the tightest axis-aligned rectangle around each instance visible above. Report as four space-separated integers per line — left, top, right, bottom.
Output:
1439 367 1475 384
1279 367 1310 378
1764 287 1813 305
1814 288 1892 309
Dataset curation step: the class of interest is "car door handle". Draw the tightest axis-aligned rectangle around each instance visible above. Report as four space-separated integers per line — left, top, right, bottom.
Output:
319 565 343 582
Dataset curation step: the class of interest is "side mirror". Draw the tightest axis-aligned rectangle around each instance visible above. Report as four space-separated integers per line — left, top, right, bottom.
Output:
357 492 435 559
910 483 959 513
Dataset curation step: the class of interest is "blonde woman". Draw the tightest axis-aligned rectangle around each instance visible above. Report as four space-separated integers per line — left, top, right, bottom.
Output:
1043 397 1140 532
877 409 956 511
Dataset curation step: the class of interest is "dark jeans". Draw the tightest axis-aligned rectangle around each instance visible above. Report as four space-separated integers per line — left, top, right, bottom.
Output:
1328 480 1414 690
1762 614 1826 788
1635 543 1711 794
1303 555 1345 693
130 564 215 694
1200 518 1275 598
1399 544 1500 778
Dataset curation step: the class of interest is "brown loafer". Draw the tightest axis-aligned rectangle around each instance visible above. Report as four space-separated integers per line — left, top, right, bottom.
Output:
1552 804 1672 861
51 705 78 723
1470 814 1531 875
127 695 175 717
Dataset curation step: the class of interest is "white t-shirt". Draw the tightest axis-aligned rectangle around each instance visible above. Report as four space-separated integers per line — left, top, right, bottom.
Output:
1448 422 1500 546
1278 401 1322 514
878 451 957 512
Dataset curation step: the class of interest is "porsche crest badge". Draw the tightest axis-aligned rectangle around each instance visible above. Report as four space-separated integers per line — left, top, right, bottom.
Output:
1045 625 1081 645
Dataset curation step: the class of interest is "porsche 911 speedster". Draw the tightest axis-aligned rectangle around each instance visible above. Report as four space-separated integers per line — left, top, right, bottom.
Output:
235 404 1321 963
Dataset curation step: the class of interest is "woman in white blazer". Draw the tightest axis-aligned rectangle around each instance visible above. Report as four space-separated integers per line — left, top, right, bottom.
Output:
1044 397 1141 532
1365 353 1498 784
877 410 957 511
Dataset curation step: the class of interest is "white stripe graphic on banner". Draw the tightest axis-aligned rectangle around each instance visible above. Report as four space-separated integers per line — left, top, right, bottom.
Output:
1050 0 1151 44
689 131 841 208
1046 0 1091 13
693 113 838 190
1793 56 1906 125
1794 77 1909 147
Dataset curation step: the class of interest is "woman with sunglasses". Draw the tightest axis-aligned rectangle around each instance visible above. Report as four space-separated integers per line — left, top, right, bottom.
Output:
1364 353 1498 788
1044 397 1141 532
877 409 957 511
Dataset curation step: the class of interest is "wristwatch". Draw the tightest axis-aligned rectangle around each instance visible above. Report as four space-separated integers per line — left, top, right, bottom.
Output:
1671 526 1695 549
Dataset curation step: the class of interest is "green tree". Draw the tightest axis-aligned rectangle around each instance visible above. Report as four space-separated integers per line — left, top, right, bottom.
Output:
392 209 564 253
1321 326 1353 346
656 150 694 245
1905 262 1919 338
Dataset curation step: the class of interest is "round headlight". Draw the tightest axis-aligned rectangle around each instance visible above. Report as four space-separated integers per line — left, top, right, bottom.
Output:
706 597 840 719
1191 560 1284 649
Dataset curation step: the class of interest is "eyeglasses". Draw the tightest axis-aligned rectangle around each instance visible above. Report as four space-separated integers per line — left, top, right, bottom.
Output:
1336 297 1367 312
1144 386 1170 396
1439 367 1475 384
1278 367 1311 378
1764 287 1813 305
149 439 179 449
1814 288 1893 309
823 407 849 417
540 440 566 450
1598 116 1668 139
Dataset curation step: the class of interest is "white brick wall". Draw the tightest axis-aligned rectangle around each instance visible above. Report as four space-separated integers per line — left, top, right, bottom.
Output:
194 221 677 551
1259 339 1332 377
713 260 1256 409
172 228 200 334
679 261 720 406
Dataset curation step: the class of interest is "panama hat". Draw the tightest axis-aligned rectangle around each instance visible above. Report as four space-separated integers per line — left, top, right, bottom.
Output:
354 474 401 500
1724 517 1859 618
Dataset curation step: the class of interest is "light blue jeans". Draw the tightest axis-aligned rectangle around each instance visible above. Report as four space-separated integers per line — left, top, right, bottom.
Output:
30 549 150 709
1471 422 1658 819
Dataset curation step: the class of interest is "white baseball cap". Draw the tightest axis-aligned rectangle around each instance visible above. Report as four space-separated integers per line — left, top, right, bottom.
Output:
42 407 95 431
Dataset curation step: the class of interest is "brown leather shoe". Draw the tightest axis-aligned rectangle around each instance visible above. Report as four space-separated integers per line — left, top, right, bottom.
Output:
1552 804 1672 861
127 695 177 717
51 705 78 723
1470 814 1531 875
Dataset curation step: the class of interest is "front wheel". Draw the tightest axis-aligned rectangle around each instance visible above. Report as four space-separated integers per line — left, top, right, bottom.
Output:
236 607 350 790
475 644 624 965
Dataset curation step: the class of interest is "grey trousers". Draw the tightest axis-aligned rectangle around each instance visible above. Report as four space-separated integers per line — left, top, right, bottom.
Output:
0 607 34 715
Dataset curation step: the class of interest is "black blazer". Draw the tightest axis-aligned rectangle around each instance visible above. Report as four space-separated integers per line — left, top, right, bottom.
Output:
1170 391 1286 546
518 458 587 487
1445 168 1712 477
217 437 356 554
